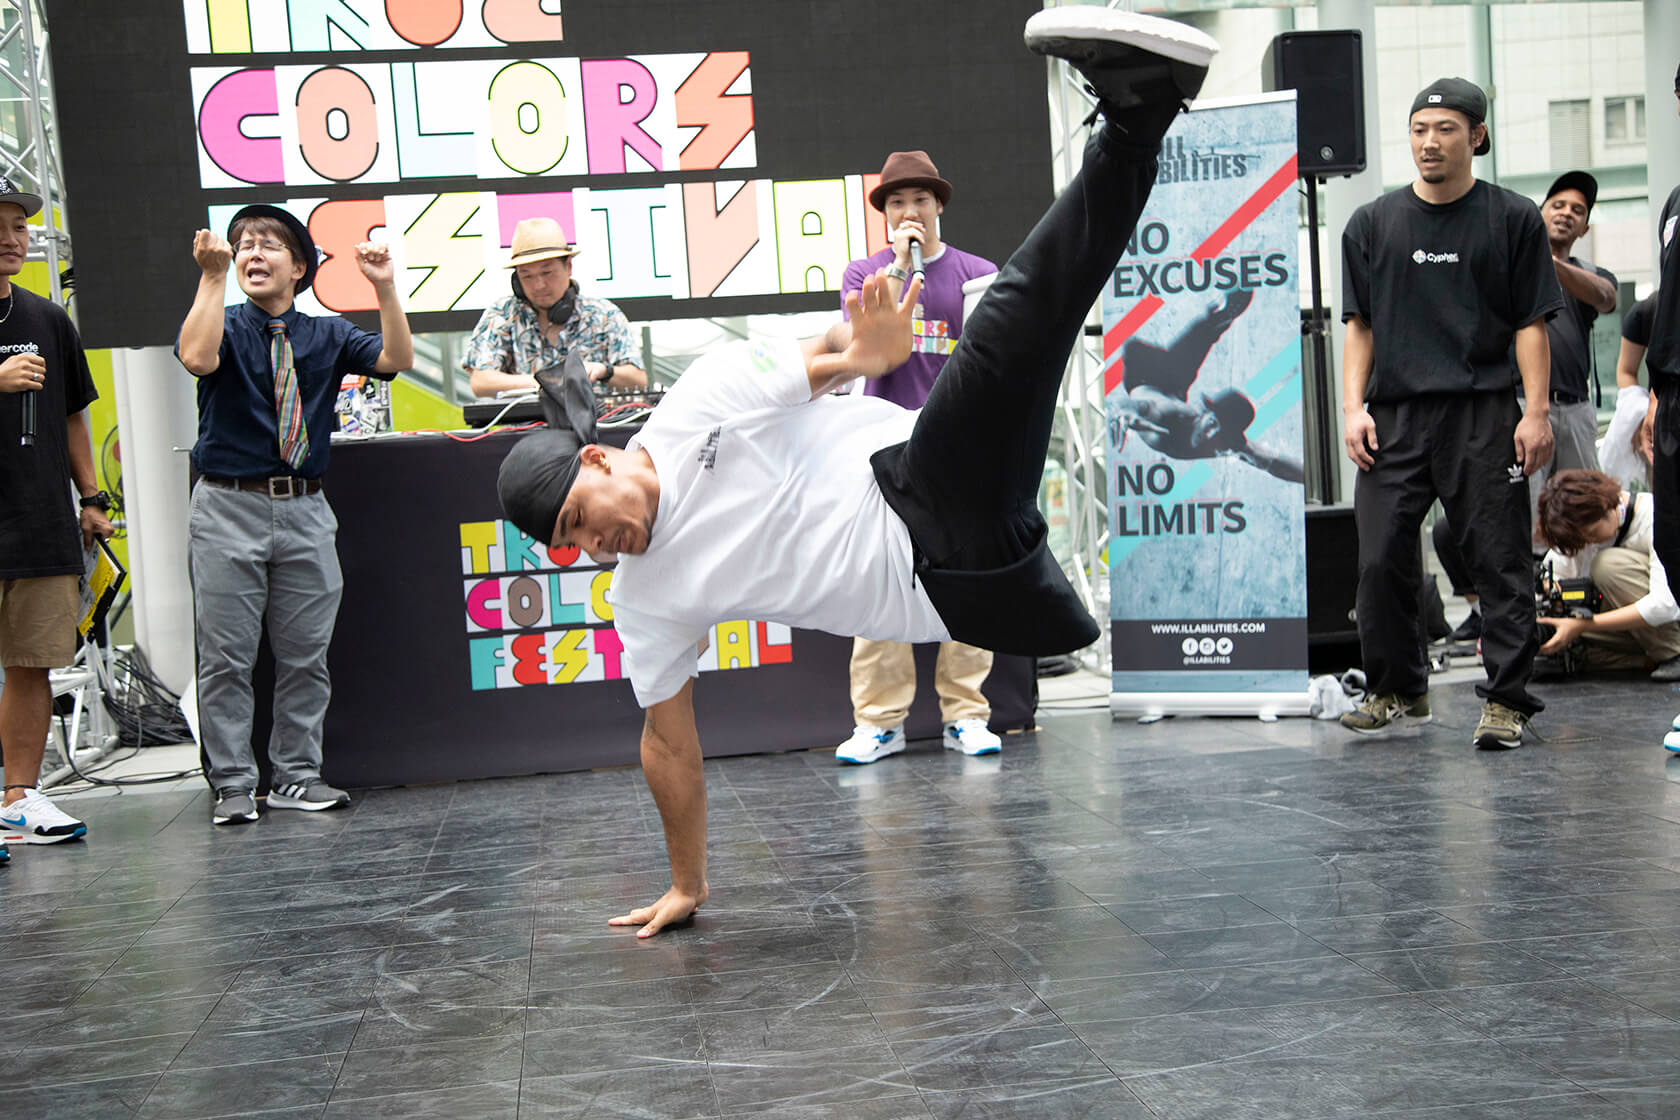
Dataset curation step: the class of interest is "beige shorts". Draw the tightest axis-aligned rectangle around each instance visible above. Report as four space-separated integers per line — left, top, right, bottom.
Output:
0 575 80 669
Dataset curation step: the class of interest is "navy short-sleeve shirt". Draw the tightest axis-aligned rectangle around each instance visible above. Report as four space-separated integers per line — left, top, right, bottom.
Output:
183 301 386 480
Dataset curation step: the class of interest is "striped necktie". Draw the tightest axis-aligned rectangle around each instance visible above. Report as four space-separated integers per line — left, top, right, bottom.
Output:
268 317 308 470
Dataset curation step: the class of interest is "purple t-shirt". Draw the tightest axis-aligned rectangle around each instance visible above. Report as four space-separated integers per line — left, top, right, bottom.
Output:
841 244 998 410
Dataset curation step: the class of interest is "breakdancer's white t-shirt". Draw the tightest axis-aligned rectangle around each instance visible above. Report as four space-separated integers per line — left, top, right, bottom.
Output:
612 337 949 707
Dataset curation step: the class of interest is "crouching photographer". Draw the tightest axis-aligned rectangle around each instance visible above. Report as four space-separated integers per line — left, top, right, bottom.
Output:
1534 469 1680 681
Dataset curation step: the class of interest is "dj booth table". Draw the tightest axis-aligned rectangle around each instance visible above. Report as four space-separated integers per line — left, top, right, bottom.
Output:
285 429 1036 788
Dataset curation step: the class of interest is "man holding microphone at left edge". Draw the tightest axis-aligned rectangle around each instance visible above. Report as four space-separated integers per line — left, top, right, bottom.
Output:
0 175 113 856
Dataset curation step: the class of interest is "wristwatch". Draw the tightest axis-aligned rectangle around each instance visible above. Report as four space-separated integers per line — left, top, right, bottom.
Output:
79 490 112 512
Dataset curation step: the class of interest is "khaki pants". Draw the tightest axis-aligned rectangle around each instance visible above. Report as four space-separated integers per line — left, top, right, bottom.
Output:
850 638 992 728
1579 547 1680 667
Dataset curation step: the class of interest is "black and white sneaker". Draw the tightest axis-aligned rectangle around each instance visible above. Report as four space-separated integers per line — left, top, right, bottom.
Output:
1024 8 1219 139
212 788 259 826
267 780 350 812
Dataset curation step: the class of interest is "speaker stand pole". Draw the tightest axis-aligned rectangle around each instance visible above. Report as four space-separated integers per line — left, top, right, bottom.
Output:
1302 173 1340 505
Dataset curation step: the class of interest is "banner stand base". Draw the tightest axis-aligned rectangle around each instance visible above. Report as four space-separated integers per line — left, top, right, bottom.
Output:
1110 690 1315 723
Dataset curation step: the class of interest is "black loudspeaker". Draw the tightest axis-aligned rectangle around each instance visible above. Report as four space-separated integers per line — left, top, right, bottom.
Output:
1262 30 1367 177
1306 504 1359 644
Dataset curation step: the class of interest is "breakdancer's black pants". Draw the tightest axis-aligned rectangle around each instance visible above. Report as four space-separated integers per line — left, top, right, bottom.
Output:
1354 390 1542 715
873 120 1163 656
1653 387 1680 607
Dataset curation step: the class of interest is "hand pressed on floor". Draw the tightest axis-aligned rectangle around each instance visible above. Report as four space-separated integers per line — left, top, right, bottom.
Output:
609 883 708 939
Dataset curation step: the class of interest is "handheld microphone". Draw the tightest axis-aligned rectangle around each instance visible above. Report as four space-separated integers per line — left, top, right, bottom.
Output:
908 236 924 281
20 386 34 447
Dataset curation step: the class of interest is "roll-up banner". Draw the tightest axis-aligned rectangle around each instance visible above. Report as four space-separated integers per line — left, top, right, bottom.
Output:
1102 94 1311 718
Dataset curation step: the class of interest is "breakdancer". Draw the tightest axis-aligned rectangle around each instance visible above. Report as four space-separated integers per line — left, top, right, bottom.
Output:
497 8 1219 936
1112 289 1305 482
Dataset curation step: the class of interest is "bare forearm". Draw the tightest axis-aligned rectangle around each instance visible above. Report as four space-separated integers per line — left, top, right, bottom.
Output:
65 410 97 497
373 282 413 374
1514 321 1551 415
178 272 228 376
607 362 647 388
1553 258 1616 314
467 367 538 398
641 685 707 895
1340 318 1372 416
1616 340 1646 390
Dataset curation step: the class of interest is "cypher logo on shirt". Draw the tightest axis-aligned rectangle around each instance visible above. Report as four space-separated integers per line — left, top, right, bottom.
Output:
698 426 722 470
1410 249 1460 264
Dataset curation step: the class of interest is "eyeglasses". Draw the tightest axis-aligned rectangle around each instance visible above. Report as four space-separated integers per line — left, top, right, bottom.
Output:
234 239 290 257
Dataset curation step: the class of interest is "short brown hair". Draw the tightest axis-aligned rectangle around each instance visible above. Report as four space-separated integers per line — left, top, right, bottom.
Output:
1537 469 1621 556
228 215 302 263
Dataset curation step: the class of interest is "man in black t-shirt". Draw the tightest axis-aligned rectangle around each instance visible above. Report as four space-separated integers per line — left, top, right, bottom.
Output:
1535 171 1616 482
0 178 113 855
1645 59 1680 753
1339 78 1563 751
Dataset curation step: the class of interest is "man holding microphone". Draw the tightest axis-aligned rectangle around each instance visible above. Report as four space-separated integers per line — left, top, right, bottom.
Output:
0 176 113 853
832 151 1002 764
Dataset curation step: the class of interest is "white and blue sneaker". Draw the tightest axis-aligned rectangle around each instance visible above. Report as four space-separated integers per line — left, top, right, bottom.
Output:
836 724 905 765
1664 718 1680 753
943 719 1002 756
0 788 87 845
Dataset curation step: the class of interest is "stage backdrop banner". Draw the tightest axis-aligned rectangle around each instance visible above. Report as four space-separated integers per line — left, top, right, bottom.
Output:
45 0 1048 348
1101 93 1310 715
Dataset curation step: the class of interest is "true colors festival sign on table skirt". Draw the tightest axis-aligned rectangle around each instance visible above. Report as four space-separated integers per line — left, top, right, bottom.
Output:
1102 94 1310 715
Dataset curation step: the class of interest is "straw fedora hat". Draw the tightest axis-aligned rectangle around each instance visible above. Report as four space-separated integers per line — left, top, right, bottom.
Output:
504 217 579 268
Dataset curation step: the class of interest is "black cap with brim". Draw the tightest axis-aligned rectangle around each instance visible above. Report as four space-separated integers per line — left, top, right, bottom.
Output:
499 429 585 545
228 203 318 293
0 175 42 217
1410 77 1491 156
1546 170 1598 212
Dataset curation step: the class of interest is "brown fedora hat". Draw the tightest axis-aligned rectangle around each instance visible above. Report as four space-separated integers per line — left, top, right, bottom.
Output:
868 150 953 212
504 216 579 268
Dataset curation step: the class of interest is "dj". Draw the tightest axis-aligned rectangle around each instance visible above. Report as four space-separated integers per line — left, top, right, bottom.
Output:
497 8 1218 937
463 217 647 397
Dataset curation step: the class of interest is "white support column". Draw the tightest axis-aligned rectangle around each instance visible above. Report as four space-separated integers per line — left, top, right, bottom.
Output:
111 347 198 694
1317 0 1383 506
1646 1 1680 261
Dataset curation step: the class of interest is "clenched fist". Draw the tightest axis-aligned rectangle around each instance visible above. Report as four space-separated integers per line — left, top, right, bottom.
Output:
354 242 395 288
193 229 232 275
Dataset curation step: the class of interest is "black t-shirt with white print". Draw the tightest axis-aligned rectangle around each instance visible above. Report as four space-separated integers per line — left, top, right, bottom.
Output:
1647 184 1680 392
1342 179 1563 403
0 285 98 579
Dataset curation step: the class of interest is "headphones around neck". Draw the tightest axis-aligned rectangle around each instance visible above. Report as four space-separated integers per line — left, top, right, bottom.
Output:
513 274 578 327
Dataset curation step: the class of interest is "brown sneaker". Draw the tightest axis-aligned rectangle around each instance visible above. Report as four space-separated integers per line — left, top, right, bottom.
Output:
1339 692 1431 734
1473 701 1527 751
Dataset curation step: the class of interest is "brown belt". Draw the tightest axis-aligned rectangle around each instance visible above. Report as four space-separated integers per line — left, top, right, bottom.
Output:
202 476 323 498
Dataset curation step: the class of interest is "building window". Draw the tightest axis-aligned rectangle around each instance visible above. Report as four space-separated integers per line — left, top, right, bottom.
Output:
1548 99 1591 168
1605 95 1645 145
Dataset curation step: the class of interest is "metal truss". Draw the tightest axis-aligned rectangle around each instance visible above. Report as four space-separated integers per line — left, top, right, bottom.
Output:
0 0 66 304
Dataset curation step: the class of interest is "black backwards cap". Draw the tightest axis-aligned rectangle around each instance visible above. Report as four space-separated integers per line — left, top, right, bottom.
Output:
496 353 599 545
1410 77 1491 156
1546 170 1598 213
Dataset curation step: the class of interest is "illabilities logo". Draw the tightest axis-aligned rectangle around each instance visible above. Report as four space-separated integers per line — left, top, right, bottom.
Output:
460 518 792 691
1411 249 1461 264
1156 136 1261 185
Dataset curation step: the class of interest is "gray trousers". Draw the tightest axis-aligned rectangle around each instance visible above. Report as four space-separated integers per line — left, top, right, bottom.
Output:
1527 399 1601 516
188 482 342 791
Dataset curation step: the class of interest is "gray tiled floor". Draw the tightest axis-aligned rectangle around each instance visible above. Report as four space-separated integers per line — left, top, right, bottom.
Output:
3 674 1679 1118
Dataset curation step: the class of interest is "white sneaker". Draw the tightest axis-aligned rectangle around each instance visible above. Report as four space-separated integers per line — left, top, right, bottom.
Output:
943 719 1002 756
835 724 905 765
1664 729 1680 754
0 788 87 844
1670 713 1680 732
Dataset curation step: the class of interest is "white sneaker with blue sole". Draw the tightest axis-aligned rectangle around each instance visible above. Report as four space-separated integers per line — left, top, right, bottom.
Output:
836 724 905 765
943 719 1002 756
